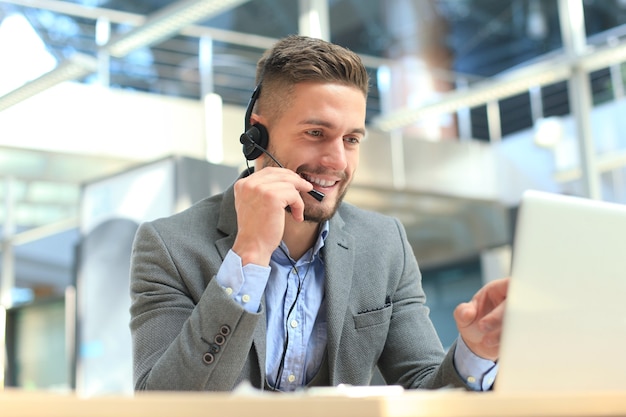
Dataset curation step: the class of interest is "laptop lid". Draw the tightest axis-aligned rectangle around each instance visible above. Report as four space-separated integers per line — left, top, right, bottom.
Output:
495 190 626 393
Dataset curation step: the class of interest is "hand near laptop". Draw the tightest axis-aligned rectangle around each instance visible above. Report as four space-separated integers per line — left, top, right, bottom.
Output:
454 277 509 361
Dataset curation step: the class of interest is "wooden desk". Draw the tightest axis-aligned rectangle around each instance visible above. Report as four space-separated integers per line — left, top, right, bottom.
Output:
2 387 626 417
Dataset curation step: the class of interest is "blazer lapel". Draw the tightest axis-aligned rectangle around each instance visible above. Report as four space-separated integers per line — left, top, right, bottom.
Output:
323 210 355 384
214 185 237 261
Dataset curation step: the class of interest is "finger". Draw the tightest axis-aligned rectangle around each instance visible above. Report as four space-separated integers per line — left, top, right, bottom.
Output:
285 192 306 222
485 277 510 302
239 169 310 206
259 166 314 191
454 301 477 329
469 277 509 319
478 299 507 333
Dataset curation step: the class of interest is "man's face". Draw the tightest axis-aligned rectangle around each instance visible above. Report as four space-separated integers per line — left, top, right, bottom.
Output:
260 82 367 223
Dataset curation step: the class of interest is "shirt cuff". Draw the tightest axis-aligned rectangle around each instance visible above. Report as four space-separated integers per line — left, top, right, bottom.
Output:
453 336 499 391
215 249 270 313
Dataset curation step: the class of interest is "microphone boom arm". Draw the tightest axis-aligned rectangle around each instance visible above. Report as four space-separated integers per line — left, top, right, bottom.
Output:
251 142 325 202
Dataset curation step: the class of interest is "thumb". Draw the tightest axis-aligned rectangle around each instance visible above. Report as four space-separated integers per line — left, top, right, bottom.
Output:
454 301 477 329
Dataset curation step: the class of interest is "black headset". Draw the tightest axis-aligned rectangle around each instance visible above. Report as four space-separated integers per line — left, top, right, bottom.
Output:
239 84 269 160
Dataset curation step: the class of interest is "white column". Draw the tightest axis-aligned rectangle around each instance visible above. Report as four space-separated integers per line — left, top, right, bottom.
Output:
1 176 16 309
558 0 601 199
298 0 330 40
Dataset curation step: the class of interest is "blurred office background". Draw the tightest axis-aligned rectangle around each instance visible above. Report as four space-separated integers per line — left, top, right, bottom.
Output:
1 0 625 394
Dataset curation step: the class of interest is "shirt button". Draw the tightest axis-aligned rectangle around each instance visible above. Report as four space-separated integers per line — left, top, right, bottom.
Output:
287 374 296 383
224 287 233 296
242 294 250 303
467 376 476 384
290 319 298 328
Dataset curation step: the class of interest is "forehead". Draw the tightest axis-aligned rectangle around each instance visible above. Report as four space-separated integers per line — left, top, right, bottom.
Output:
285 82 366 125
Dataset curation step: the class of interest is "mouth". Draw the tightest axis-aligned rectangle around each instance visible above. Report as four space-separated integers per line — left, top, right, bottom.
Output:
301 173 339 190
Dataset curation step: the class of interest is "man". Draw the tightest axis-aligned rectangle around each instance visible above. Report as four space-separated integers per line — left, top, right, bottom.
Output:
129 35 507 392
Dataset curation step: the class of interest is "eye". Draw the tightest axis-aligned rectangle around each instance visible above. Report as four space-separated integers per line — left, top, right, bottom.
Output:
306 130 323 137
344 136 361 145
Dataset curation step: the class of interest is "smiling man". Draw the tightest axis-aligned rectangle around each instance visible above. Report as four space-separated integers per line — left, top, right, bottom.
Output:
129 35 507 393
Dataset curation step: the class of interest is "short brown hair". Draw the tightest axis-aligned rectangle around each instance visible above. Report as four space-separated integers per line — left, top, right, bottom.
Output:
254 35 369 120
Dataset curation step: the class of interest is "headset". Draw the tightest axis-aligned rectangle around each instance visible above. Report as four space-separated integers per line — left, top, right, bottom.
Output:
239 84 324 201
239 84 268 161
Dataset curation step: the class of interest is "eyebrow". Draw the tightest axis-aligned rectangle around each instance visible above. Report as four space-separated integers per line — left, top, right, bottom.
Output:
300 119 367 136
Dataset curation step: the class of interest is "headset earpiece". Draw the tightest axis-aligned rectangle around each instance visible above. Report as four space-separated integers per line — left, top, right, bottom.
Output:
240 123 269 160
240 84 269 161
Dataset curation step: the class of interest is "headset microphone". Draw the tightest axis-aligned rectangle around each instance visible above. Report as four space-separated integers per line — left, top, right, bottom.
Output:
239 84 325 202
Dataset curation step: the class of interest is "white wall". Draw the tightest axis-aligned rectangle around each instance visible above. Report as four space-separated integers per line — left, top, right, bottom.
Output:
0 81 247 168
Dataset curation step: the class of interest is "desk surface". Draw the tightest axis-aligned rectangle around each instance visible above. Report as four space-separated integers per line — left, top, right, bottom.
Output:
2 387 626 417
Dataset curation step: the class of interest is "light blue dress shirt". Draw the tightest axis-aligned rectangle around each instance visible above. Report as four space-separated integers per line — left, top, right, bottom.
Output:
215 221 496 391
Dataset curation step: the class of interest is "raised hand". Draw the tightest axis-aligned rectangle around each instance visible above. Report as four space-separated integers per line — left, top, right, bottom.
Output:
453 277 509 361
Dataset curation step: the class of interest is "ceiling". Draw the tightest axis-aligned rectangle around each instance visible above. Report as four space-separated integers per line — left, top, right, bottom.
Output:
1 0 626 294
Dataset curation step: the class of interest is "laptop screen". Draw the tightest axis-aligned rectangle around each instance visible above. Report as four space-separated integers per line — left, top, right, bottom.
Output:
495 190 626 393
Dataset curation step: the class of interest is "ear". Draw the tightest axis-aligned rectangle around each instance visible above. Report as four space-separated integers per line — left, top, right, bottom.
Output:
249 113 263 127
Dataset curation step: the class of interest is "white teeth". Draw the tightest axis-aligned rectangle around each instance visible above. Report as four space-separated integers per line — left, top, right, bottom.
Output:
303 174 335 188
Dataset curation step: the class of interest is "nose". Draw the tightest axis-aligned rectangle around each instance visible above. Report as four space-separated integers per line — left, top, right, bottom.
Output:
320 137 348 171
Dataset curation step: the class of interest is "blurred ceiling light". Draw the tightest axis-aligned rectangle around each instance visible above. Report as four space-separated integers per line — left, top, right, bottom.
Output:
103 0 251 58
0 13 57 96
0 53 97 112
0 0 250 113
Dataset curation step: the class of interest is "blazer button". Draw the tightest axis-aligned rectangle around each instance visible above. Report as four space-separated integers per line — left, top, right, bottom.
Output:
209 343 220 354
219 325 231 336
214 334 226 346
202 352 215 365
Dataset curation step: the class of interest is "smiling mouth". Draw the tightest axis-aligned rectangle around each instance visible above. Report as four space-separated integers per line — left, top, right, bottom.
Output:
301 173 338 189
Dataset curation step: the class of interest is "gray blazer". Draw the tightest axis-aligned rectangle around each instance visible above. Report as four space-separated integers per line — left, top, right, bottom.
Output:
130 181 467 391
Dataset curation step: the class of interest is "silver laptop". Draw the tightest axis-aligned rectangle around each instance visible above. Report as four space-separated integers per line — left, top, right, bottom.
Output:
495 190 626 393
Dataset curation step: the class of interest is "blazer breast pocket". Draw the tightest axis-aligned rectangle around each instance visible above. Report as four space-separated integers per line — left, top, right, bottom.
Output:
353 304 392 329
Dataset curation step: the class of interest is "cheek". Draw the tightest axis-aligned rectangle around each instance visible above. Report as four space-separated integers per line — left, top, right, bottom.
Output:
347 151 360 173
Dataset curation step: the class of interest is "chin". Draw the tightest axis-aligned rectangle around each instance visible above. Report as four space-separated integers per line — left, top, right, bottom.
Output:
304 197 342 223
304 182 349 222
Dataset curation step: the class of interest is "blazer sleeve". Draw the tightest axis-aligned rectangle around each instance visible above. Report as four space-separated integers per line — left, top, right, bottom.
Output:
129 220 262 391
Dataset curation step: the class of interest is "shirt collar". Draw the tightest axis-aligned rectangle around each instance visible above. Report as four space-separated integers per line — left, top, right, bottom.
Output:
274 220 329 263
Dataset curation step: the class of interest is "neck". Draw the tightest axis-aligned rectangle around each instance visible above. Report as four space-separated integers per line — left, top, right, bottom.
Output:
283 216 319 261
